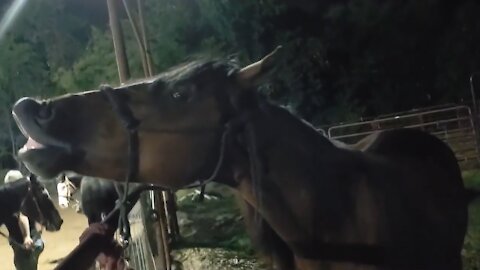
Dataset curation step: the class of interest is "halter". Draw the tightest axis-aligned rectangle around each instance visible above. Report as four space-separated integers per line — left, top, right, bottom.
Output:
57 175 79 206
100 85 233 244
26 174 47 229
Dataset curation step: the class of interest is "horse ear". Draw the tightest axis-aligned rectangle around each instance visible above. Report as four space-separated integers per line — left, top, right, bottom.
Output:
235 46 282 87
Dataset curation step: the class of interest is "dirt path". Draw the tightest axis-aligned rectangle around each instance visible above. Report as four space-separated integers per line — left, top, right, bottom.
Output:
0 206 88 270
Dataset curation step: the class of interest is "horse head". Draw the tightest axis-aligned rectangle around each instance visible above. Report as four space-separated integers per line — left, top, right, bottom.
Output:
12 47 282 188
25 174 63 231
56 173 79 209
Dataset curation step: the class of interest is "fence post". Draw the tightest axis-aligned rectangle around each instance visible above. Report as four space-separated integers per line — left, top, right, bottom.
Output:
153 192 171 270
106 0 130 82
106 0 174 268
470 73 480 163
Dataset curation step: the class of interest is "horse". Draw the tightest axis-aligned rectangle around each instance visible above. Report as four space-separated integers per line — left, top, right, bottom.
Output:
56 172 129 269
12 48 469 270
57 173 120 227
1 170 63 235
56 173 82 211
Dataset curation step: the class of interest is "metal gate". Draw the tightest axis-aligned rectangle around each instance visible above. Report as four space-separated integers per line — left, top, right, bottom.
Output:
124 190 173 270
327 105 480 169
124 199 157 270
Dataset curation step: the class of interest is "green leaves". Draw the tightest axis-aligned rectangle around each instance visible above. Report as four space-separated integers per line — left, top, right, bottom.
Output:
53 27 118 92
0 34 51 166
1 0 480 168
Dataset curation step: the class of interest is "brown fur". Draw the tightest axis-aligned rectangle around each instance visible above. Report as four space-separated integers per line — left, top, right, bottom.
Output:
13 58 468 270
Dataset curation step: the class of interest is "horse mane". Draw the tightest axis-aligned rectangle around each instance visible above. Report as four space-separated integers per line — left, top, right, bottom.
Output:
264 102 336 148
116 58 240 90
157 58 239 83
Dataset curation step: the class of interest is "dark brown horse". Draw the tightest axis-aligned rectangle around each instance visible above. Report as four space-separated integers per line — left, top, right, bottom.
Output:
12 48 468 269
1 170 63 233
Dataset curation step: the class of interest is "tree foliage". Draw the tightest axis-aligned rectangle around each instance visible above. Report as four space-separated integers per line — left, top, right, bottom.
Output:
1 0 480 165
1 1 480 266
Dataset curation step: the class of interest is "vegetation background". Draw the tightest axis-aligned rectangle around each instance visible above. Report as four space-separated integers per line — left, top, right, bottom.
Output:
1 0 480 166
1 0 480 268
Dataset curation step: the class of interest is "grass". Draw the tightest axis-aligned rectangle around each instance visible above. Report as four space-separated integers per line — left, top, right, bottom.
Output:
463 170 480 270
172 184 264 269
174 184 254 255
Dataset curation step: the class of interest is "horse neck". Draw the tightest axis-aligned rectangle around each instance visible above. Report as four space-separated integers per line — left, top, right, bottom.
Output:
9 179 30 209
245 104 335 167
228 104 338 245
10 177 30 194
22 195 40 223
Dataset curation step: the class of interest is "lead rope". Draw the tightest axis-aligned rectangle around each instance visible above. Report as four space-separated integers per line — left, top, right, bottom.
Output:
118 125 139 246
0 230 25 249
27 174 47 229
100 84 237 247
101 86 140 246
182 124 231 189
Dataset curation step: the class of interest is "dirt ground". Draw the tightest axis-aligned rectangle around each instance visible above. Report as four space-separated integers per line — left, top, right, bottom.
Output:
0 205 88 270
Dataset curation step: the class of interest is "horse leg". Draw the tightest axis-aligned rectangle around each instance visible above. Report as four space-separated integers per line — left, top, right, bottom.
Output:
239 199 294 270
75 200 83 213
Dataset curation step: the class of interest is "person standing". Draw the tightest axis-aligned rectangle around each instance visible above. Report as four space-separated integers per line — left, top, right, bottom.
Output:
2 170 45 270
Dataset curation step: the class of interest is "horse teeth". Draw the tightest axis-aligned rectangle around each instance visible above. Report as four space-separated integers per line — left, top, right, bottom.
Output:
23 137 45 150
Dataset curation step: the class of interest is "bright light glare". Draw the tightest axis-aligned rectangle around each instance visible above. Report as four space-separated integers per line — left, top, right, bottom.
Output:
0 0 28 42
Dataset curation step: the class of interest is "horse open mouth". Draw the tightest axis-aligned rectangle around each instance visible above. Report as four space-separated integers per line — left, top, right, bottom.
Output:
13 103 72 155
19 136 47 153
12 105 80 178
14 117 70 158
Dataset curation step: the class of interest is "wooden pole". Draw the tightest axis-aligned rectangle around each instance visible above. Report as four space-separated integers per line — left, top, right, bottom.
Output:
137 0 154 75
154 192 170 270
122 0 149 76
469 72 480 162
119 1 173 269
107 0 130 83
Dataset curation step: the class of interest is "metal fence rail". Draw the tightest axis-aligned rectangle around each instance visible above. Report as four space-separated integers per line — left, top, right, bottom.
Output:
326 105 480 169
125 198 158 270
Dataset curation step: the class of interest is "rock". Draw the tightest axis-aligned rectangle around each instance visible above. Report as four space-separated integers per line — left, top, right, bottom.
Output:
172 248 265 270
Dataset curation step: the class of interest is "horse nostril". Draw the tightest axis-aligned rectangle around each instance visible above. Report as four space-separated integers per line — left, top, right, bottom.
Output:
36 103 55 123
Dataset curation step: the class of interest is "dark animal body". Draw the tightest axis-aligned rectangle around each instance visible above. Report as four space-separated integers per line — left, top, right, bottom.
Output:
0 179 32 244
12 48 469 270
0 175 63 243
0 179 29 224
56 174 126 269
81 176 120 227
242 128 467 269
59 174 119 226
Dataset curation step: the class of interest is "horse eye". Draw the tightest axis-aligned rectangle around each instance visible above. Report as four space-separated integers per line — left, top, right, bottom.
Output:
170 88 193 102
172 92 183 99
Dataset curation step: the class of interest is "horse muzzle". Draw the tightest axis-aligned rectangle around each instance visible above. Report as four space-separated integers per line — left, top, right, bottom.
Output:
45 217 63 232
